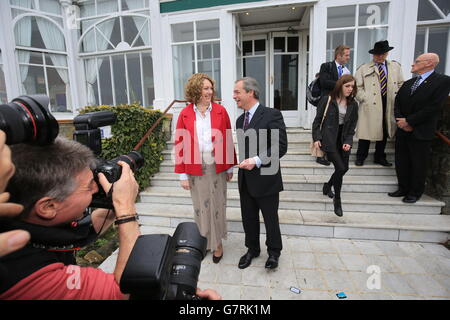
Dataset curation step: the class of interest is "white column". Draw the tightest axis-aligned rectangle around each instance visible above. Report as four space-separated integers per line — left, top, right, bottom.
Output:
219 9 237 128
60 0 86 116
149 0 168 111
0 1 21 100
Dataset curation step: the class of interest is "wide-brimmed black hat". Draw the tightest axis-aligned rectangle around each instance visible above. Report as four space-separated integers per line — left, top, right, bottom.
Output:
368 40 394 54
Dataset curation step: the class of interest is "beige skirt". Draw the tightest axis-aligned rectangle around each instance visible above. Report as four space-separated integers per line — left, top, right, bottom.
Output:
188 152 228 251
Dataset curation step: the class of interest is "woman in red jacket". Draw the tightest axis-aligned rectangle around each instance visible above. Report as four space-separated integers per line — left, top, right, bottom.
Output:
174 73 237 263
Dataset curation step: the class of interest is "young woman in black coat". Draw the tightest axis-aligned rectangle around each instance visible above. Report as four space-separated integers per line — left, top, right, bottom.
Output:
312 74 359 217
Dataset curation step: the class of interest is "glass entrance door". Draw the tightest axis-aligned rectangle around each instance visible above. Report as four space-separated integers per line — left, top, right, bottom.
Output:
242 32 302 126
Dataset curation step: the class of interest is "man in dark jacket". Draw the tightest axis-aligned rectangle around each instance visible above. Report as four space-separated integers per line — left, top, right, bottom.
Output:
316 45 351 166
389 53 450 203
233 77 287 270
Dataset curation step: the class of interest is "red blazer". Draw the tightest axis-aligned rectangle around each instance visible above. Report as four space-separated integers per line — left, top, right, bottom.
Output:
174 103 237 176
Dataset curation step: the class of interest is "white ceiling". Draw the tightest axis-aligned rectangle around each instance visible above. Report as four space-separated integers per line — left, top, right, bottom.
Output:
236 5 307 27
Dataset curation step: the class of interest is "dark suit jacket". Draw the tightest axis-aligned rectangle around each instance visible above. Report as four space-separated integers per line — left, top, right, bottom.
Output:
319 61 339 96
236 105 288 198
394 72 450 140
312 96 359 153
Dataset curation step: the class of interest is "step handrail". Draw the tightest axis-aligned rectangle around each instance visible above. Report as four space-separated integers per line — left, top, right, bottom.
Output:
133 98 221 151
435 130 450 146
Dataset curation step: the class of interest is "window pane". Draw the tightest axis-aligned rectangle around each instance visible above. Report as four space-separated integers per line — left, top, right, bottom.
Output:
85 58 99 105
418 0 442 21
357 27 388 68
99 57 113 105
414 28 426 58
80 0 95 17
172 44 194 99
98 18 120 49
274 37 285 53
127 53 143 105
287 37 299 52
243 56 266 105
47 68 68 112
121 0 143 11
428 27 449 74
112 55 128 104
22 65 46 95
10 0 34 9
33 17 66 51
142 52 154 107
359 2 389 26
0 63 7 104
172 22 194 43
123 16 146 47
274 54 298 111
198 43 212 59
213 59 221 99
254 39 265 55
243 40 252 56
213 42 220 58
97 0 119 15
196 20 219 40
327 5 356 28
29 52 44 64
39 0 62 15
434 0 450 16
45 53 67 67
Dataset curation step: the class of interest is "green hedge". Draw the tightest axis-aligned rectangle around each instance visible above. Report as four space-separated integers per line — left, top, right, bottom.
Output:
79 104 166 191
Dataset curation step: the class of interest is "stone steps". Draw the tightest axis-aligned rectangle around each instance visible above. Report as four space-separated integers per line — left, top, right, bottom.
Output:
158 160 396 176
135 203 450 243
136 128 448 243
149 172 397 193
140 187 443 215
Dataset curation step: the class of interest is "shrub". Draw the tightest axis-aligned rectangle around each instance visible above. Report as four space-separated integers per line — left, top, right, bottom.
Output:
79 103 166 191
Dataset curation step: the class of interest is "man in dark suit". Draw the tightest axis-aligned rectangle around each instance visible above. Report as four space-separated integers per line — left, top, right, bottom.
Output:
389 53 450 203
233 77 287 270
316 45 351 166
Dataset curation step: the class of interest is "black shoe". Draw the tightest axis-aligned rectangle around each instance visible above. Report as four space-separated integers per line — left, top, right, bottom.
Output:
316 157 331 166
355 159 364 166
402 195 420 204
238 251 259 269
265 255 279 269
322 182 334 198
374 158 392 167
213 252 223 264
333 198 343 217
388 190 407 197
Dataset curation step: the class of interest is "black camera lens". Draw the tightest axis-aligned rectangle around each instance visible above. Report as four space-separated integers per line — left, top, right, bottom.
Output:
115 150 144 172
0 95 59 145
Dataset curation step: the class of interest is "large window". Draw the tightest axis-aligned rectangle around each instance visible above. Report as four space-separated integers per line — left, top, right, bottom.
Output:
11 0 71 112
415 0 450 75
78 0 154 107
171 19 221 100
0 51 7 104
326 2 389 73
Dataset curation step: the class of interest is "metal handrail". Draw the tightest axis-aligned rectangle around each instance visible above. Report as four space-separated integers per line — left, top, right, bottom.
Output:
133 99 187 151
133 98 222 151
435 131 450 146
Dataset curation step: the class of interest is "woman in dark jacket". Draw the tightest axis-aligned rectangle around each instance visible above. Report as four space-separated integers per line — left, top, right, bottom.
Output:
312 74 358 217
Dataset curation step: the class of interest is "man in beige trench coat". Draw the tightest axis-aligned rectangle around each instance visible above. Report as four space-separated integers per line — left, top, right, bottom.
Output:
354 40 404 166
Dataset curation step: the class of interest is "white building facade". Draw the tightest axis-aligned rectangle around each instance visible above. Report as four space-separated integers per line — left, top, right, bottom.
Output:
0 0 448 128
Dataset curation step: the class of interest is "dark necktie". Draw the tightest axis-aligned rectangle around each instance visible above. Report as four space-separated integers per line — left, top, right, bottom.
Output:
410 76 422 95
378 64 387 97
243 111 250 130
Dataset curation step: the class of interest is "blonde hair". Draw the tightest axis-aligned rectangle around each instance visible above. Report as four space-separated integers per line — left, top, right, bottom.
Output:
184 73 216 104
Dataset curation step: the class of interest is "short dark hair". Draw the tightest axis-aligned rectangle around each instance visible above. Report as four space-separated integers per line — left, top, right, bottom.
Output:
330 74 357 102
7 137 97 218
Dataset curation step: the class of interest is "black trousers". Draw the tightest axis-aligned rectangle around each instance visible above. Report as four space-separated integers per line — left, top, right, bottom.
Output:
356 96 388 161
239 174 282 257
395 134 431 198
326 125 350 199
